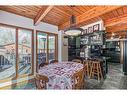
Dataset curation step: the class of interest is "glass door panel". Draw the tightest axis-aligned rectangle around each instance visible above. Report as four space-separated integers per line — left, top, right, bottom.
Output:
0 26 16 80
18 29 32 75
48 35 55 62
37 32 47 70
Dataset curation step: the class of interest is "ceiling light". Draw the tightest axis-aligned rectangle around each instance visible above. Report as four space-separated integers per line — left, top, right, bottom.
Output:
64 7 84 36
112 33 115 36
64 27 84 36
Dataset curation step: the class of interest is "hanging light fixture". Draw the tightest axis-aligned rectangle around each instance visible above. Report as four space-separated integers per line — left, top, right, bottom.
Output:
64 6 84 36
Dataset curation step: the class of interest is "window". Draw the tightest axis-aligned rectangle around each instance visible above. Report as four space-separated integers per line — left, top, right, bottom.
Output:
0 26 16 80
0 24 34 81
37 32 47 69
18 29 33 75
48 35 56 62
36 31 58 72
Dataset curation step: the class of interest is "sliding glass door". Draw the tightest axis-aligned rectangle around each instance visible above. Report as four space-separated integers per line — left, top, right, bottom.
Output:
0 24 34 81
48 35 56 62
0 26 16 80
37 32 47 70
36 31 58 72
18 29 33 75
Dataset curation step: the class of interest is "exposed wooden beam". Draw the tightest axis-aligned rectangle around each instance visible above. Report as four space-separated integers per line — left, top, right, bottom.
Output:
59 6 121 30
104 13 127 27
106 24 127 32
34 6 54 25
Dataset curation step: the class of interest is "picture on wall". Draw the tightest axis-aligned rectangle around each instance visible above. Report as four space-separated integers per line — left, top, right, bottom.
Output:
93 24 100 32
83 29 87 34
88 26 93 33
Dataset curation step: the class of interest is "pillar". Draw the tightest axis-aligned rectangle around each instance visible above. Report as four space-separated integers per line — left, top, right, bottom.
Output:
120 39 127 75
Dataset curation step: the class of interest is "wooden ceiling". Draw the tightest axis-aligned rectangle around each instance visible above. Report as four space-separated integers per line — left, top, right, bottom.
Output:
0 6 42 19
0 5 127 33
0 5 95 25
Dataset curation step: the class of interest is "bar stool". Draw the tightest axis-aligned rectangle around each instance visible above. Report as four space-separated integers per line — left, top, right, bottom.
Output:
90 61 103 81
83 60 91 78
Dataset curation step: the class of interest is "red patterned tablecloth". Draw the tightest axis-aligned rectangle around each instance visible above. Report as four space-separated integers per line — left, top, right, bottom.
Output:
38 61 84 89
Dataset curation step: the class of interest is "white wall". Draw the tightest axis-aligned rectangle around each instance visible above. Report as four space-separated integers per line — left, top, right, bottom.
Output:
58 30 68 61
58 31 62 62
0 10 58 33
61 34 68 61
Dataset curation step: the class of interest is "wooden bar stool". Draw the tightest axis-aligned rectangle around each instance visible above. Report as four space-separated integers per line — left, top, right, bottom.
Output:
83 60 91 78
90 61 103 81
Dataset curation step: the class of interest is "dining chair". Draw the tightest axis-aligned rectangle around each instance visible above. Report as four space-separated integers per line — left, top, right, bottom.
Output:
35 74 49 89
50 59 58 64
72 68 85 89
39 62 48 69
72 59 82 64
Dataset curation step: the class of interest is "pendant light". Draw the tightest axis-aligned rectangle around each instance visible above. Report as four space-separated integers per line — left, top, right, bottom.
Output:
64 6 84 36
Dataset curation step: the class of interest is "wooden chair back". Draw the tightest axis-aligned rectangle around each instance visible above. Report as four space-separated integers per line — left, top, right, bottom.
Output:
72 59 82 64
50 59 58 64
35 74 49 89
39 62 48 69
72 68 84 89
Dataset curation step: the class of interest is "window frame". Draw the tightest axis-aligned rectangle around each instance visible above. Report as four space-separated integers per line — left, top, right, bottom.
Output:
0 23 34 83
48 34 58 62
36 30 58 72
17 28 34 78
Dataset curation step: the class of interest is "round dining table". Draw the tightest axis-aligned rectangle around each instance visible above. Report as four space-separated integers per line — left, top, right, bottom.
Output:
38 61 84 89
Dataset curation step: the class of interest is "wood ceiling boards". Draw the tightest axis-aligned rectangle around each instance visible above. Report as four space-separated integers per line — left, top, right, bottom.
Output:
0 6 42 19
59 6 122 30
0 5 96 26
0 5 127 33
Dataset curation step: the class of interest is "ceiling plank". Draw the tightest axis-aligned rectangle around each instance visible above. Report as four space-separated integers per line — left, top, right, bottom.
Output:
53 7 71 17
106 24 127 32
104 13 127 27
59 6 121 30
34 6 54 25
